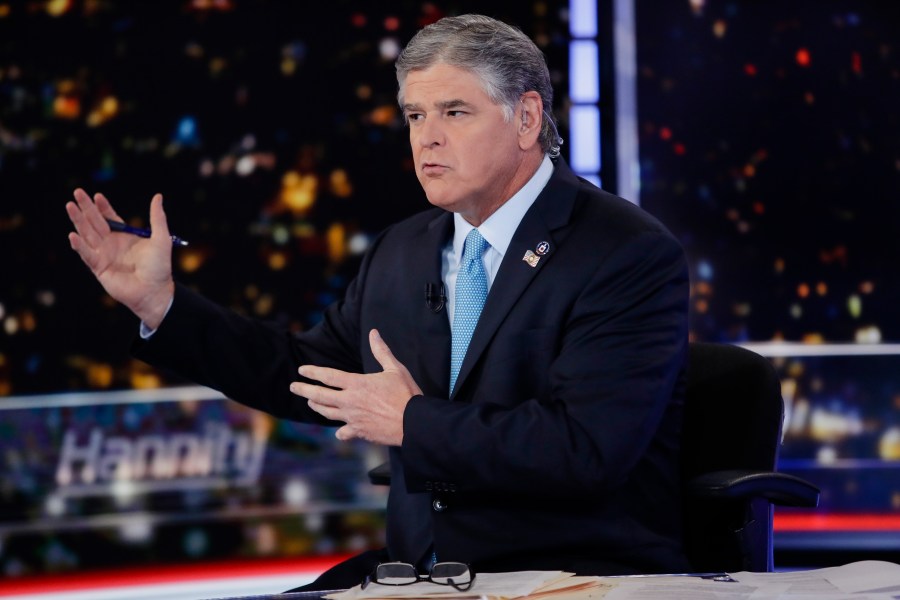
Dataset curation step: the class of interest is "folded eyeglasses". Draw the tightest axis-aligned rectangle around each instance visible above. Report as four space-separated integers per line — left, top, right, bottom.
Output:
361 561 475 592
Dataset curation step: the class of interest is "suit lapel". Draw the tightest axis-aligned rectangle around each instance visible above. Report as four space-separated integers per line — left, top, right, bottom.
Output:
413 211 454 396
450 159 581 398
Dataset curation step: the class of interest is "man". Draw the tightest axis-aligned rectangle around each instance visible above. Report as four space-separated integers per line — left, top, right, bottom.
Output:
66 14 691 589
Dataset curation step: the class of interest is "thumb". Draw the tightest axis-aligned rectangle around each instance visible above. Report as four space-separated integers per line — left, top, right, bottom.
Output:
148 193 171 242
369 329 400 371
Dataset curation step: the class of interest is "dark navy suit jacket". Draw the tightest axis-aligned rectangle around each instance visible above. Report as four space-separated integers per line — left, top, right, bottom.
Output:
135 158 692 575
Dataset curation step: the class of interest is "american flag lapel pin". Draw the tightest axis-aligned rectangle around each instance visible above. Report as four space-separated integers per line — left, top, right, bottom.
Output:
523 241 550 268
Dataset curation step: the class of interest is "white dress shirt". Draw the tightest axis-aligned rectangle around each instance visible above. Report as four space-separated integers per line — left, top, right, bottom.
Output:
442 155 554 327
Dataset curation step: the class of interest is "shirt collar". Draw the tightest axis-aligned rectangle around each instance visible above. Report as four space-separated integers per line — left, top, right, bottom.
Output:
452 155 555 261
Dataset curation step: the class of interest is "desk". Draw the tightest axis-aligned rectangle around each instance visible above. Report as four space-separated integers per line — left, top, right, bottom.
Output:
207 561 900 600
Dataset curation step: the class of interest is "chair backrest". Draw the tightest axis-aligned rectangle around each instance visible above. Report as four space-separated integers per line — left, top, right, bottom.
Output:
681 342 785 572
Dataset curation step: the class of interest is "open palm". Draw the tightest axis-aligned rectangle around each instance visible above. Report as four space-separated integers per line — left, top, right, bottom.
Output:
66 189 175 328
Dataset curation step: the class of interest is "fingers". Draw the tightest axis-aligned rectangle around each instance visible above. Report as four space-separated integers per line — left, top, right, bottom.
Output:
369 329 406 373
293 356 410 446
297 364 352 390
307 397 343 422
93 192 124 223
68 189 104 248
369 329 401 372
148 193 171 243
68 188 164 243
66 229 95 267
368 329 421 396
292 366 353 421
65 199 87 239
291 377 343 409
79 189 114 238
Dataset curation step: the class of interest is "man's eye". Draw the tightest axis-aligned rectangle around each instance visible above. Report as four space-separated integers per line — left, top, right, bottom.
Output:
407 113 424 122
447 110 466 117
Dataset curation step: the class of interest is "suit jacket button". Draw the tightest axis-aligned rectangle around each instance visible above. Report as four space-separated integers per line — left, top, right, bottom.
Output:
432 498 447 512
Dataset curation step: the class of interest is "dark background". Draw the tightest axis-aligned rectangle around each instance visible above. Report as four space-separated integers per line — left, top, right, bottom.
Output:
634 0 900 566
0 0 898 576
637 0 900 344
0 0 570 396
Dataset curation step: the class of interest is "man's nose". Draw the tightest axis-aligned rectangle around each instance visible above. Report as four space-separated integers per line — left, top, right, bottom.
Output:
417 116 444 148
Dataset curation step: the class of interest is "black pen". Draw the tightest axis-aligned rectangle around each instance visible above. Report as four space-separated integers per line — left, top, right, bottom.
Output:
105 219 189 247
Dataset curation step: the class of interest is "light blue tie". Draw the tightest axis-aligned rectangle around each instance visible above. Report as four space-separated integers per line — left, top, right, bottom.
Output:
450 228 489 394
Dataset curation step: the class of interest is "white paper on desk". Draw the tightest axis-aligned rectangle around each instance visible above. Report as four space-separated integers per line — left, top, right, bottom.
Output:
729 569 844 596
599 577 899 600
730 560 900 596
820 560 900 594
325 570 566 600
599 576 756 600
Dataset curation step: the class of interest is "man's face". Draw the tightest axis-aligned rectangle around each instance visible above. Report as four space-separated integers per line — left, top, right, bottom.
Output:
402 63 527 225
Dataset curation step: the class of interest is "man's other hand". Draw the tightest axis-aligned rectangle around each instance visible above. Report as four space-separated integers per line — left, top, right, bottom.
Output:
292 329 423 446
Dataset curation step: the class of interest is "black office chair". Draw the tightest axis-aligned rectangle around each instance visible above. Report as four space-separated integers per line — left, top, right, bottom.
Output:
682 342 819 573
367 342 820 573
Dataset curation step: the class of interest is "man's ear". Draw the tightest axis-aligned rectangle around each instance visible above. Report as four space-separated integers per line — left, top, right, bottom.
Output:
517 91 543 151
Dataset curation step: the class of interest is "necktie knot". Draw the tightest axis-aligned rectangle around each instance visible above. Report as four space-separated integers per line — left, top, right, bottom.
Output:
461 228 487 267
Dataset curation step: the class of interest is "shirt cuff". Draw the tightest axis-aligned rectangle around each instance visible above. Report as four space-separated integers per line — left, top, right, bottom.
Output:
138 295 175 339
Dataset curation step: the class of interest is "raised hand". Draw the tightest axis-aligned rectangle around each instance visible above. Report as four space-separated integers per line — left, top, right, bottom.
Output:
66 189 175 329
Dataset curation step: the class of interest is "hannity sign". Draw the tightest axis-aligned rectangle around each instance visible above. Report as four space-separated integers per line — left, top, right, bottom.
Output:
55 423 266 491
0 385 383 544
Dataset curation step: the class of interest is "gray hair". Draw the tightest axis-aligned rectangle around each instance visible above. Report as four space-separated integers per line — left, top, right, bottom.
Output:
396 14 561 157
